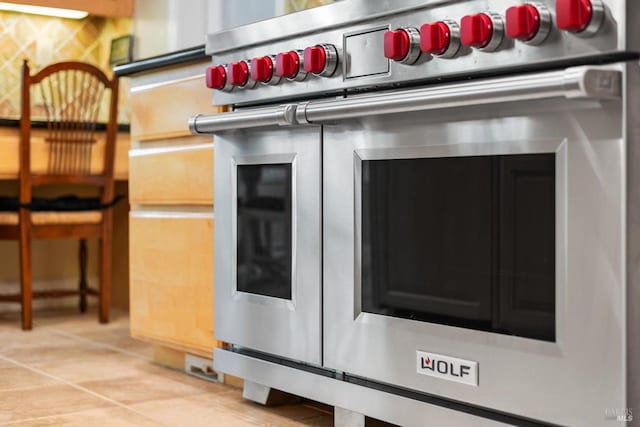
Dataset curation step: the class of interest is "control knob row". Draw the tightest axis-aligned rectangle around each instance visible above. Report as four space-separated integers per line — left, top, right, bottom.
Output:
384 0 603 63
206 44 338 91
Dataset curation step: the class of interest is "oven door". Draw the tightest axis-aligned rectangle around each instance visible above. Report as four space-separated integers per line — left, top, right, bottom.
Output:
323 73 625 424
215 126 322 365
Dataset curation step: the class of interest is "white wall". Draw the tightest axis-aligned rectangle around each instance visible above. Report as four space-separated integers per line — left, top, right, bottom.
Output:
133 0 284 59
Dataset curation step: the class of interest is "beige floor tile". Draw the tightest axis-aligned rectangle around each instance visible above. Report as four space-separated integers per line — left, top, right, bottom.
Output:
130 396 261 427
66 328 155 359
0 309 379 427
77 371 217 405
0 383 112 423
1 335 120 364
0 359 16 368
5 406 164 427
30 352 155 383
0 366 59 391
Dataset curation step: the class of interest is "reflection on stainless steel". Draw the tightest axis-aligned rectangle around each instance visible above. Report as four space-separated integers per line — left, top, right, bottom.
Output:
191 0 639 425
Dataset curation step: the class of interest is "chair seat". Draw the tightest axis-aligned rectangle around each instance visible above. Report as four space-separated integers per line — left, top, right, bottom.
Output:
0 211 102 225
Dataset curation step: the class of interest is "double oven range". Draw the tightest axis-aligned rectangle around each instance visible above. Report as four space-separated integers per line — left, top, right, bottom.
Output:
190 1 640 425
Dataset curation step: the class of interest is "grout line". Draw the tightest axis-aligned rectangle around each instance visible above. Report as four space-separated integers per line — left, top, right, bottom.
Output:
51 329 154 361
0 355 167 426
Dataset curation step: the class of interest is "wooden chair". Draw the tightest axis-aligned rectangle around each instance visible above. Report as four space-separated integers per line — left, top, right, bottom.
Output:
0 60 119 330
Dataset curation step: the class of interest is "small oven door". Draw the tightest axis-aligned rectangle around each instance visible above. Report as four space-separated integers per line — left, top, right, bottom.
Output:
215 126 322 365
323 75 625 424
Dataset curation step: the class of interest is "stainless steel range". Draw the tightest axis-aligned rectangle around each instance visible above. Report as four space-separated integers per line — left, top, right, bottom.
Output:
189 1 640 425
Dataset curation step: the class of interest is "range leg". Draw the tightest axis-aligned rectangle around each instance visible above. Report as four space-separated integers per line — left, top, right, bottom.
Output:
335 406 365 427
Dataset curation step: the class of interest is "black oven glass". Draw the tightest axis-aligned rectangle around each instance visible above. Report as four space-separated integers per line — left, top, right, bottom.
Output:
237 164 292 300
361 154 555 341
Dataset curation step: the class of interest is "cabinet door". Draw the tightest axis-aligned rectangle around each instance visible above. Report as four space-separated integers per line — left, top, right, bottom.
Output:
498 155 556 341
129 215 216 357
129 140 214 205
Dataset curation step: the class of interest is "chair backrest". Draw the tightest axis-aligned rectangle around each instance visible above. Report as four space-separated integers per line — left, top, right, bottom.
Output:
19 60 119 204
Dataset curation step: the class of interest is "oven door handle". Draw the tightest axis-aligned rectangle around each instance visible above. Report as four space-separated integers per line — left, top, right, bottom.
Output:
300 66 621 124
188 66 620 134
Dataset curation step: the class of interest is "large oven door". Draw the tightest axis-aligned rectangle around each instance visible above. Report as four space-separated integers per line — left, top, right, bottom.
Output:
323 73 625 424
215 126 321 365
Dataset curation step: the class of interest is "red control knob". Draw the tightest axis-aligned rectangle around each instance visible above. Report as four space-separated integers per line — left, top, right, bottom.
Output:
205 65 226 90
303 46 327 74
556 0 599 33
420 22 452 55
227 61 249 86
506 5 540 41
384 29 410 61
460 13 494 48
275 51 300 79
251 56 274 82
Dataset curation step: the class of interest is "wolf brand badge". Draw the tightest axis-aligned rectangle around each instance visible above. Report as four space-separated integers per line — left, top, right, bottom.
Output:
416 350 478 386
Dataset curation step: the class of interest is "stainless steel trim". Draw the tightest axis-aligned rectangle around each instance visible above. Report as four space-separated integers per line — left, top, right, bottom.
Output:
213 348 509 427
526 2 552 46
578 0 605 37
189 67 621 134
396 27 422 65
289 50 308 82
259 55 282 86
317 44 339 77
439 19 461 59
480 12 505 52
240 60 258 89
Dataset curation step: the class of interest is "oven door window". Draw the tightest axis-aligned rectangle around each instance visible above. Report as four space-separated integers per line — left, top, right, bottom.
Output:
237 163 292 300
361 154 555 341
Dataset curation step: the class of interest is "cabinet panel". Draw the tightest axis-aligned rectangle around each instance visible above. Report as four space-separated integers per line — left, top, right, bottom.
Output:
129 139 213 205
131 76 222 141
129 214 217 357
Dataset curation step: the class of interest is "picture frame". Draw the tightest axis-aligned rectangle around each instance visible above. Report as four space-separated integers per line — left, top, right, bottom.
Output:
109 35 133 66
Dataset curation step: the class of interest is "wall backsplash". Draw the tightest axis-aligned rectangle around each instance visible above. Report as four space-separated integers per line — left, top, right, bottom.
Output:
0 12 132 124
284 0 336 13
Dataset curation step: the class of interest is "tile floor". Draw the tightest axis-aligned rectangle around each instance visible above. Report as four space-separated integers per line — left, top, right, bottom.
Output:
0 308 371 426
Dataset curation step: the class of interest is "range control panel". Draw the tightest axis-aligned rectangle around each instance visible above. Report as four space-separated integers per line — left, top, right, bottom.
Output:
206 0 620 106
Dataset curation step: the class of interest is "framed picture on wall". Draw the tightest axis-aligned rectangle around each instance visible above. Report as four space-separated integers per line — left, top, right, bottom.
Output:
284 0 336 14
109 35 133 66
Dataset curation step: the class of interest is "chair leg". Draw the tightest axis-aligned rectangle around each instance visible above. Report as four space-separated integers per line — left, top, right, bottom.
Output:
18 220 32 330
78 239 88 313
99 220 112 324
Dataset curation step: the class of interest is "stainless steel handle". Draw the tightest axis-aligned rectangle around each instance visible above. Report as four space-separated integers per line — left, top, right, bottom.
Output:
301 67 621 123
189 104 298 134
188 67 621 134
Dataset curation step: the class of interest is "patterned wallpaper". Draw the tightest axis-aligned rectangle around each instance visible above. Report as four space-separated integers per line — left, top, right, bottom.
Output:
0 12 132 124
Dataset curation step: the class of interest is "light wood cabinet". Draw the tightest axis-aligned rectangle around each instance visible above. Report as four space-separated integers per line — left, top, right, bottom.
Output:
129 138 214 205
128 61 222 360
129 214 214 357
